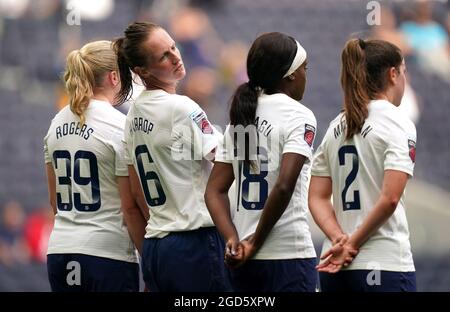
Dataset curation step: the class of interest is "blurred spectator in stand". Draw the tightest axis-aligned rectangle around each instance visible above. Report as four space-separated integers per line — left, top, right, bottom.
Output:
371 5 412 56
400 0 450 83
181 66 228 129
23 206 53 263
399 82 421 124
217 41 248 91
169 7 227 128
447 11 450 37
0 201 30 266
370 5 421 124
169 7 222 70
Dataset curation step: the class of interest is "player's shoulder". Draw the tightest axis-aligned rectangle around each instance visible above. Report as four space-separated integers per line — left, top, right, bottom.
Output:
85 101 126 139
51 105 71 121
296 101 316 122
317 112 345 143
269 93 316 122
370 100 416 134
328 112 345 127
92 100 126 124
173 94 201 115
171 95 209 127
45 106 73 134
91 99 124 115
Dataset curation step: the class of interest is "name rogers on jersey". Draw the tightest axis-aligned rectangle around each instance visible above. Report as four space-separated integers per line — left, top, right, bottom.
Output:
56 122 94 140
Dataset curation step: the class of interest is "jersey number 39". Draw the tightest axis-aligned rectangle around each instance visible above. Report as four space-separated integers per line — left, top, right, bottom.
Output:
53 150 101 212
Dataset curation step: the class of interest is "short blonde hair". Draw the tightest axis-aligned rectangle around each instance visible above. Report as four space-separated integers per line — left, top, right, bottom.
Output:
64 40 118 125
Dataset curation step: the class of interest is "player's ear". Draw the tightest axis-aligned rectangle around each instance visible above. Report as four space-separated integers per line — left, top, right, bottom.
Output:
387 66 398 85
109 71 120 87
287 73 295 81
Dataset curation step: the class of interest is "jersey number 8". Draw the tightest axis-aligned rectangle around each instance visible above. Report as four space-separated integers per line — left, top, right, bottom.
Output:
240 146 269 210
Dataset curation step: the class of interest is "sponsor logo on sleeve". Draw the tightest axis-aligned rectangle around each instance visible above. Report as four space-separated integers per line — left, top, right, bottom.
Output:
408 139 416 163
304 124 316 147
189 110 213 134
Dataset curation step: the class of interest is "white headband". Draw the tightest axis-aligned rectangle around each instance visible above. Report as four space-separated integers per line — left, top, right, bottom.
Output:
283 40 307 78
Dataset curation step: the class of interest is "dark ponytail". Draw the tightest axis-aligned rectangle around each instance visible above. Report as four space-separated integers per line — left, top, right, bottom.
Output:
229 82 260 127
229 32 297 165
113 22 161 104
113 37 133 104
230 32 296 127
341 38 370 140
341 38 403 139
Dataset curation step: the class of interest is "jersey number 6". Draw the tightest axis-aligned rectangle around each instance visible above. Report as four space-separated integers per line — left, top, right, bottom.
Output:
135 145 167 207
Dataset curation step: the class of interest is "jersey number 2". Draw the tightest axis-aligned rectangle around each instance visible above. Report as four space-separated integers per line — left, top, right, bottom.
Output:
135 145 166 207
338 145 361 211
53 150 101 212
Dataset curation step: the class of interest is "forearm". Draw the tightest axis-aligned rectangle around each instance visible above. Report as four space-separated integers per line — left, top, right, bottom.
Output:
348 194 396 249
309 198 343 242
46 163 57 215
205 191 239 241
50 199 57 215
123 208 147 255
252 184 291 249
128 165 150 220
135 191 150 220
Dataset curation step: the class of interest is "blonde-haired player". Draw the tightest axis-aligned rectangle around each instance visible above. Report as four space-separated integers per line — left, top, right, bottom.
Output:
44 40 146 291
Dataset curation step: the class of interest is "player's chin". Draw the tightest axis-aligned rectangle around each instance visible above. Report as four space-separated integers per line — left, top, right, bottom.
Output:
174 67 186 80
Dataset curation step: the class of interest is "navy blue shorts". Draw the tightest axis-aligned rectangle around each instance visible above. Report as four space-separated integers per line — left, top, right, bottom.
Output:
320 270 416 292
141 227 232 292
229 258 317 292
47 253 139 292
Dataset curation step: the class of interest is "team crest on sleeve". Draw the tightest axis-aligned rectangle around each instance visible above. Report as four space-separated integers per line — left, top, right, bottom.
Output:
304 124 316 147
189 109 213 134
408 139 416 163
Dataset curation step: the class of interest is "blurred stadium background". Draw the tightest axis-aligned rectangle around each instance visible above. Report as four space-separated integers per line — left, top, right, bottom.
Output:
0 0 449 291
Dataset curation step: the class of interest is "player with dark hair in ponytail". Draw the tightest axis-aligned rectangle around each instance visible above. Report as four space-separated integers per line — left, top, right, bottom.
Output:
205 32 318 292
309 38 417 292
114 22 230 292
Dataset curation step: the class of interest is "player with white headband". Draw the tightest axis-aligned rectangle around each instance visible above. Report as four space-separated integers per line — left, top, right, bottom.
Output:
205 32 318 292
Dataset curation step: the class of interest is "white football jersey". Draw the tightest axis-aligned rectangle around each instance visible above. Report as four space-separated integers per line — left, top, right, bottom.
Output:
124 90 222 238
44 100 137 263
216 93 317 260
312 99 416 272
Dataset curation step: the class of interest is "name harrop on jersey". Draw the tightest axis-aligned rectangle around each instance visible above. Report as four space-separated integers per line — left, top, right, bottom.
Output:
129 117 154 134
56 122 94 140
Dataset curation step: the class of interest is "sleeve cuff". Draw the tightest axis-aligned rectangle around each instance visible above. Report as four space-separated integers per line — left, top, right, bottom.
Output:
384 164 414 177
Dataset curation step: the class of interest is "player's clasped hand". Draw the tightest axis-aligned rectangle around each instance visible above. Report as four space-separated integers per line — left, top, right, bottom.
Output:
224 237 244 268
224 233 263 269
316 234 359 274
